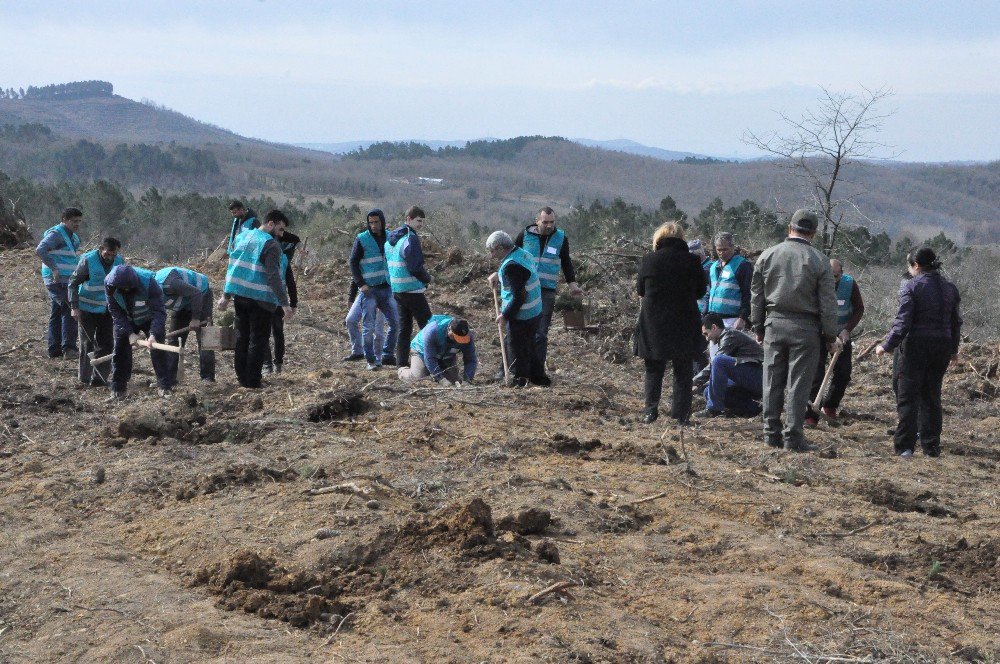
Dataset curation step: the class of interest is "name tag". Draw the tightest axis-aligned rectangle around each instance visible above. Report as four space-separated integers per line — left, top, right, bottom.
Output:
136 300 146 306
722 269 732 279
545 246 558 255
837 299 846 306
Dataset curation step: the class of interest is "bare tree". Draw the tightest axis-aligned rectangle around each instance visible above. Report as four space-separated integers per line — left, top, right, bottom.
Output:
743 86 896 254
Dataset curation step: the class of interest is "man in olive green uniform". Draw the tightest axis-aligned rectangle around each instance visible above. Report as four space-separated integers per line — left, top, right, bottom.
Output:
751 210 842 452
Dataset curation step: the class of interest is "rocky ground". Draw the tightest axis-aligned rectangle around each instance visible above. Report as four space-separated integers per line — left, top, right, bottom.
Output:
0 246 997 663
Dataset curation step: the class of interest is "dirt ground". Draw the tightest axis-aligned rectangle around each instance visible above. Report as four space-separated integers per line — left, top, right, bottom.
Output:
0 247 997 663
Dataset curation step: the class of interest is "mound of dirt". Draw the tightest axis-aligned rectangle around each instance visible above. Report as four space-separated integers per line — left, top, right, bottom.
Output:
549 433 602 454
176 464 299 501
497 507 551 535
859 480 957 518
114 401 207 441
194 550 349 628
303 391 369 422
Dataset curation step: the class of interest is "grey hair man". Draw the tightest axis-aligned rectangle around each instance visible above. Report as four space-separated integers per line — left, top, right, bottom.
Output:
707 231 753 331
750 210 842 452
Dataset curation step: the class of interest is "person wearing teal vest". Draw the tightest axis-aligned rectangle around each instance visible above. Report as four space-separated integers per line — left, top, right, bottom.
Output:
508 206 584 374
68 237 123 386
35 207 83 358
347 209 399 370
155 266 216 384
398 315 477 385
806 258 865 423
219 209 293 389
105 265 170 399
226 200 258 255
386 205 433 365
707 232 753 329
486 230 547 387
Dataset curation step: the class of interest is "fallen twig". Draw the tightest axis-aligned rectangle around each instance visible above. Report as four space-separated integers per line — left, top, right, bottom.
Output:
814 521 879 538
526 580 577 605
0 339 32 357
628 491 667 506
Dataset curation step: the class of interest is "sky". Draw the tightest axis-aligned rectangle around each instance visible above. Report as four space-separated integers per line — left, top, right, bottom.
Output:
2 0 999 161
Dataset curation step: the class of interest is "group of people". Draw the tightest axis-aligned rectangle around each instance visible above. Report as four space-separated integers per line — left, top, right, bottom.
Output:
341 205 584 388
634 209 962 457
36 201 962 457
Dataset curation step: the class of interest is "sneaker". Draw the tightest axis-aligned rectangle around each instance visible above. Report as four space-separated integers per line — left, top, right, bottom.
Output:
921 446 940 458
273 363 283 374
380 355 397 366
898 450 913 459
366 362 381 371
105 391 127 402
821 406 838 419
804 416 819 428
63 348 80 360
263 363 274 374
510 377 528 388
642 408 659 424
765 436 784 449
342 353 365 362
695 408 724 419
158 388 172 397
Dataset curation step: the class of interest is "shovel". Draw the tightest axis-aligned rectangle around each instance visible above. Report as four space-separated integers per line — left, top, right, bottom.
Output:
492 285 511 385
809 347 842 414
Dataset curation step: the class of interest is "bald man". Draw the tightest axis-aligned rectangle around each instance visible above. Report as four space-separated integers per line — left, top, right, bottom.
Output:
806 258 865 423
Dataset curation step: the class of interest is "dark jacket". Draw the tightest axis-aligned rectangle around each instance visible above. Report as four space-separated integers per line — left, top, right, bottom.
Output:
105 265 167 338
349 211 387 288
634 237 707 361
280 230 301 308
883 272 962 355
387 225 432 286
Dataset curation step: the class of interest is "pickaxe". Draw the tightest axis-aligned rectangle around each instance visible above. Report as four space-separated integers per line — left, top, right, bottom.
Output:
89 331 182 367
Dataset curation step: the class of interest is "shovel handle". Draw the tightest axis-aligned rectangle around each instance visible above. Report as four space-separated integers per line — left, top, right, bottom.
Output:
492 286 510 382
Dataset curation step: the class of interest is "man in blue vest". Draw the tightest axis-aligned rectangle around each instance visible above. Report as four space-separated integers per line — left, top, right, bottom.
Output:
155 266 216 385
218 209 293 389
708 232 753 330
398 315 477 385
806 258 865 423
508 207 584 372
105 265 170 399
348 208 399 370
35 207 83 359
68 237 123 386
386 205 433 366
226 200 258 255
486 230 547 387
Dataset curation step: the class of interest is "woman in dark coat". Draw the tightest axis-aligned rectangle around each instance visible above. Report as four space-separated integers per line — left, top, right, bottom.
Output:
875 247 962 458
634 222 708 423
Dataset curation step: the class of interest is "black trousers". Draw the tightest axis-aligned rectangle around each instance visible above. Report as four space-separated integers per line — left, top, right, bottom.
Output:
264 308 286 368
233 296 273 388
78 310 113 385
508 315 543 380
807 338 853 416
111 320 170 393
168 309 216 382
394 291 432 366
644 357 694 423
894 337 952 454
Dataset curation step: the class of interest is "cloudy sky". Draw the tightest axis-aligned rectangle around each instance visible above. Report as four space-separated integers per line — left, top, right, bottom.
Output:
3 0 998 161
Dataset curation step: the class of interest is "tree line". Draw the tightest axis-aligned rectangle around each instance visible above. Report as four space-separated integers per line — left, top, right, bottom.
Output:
347 136 571 162
0 80 114 100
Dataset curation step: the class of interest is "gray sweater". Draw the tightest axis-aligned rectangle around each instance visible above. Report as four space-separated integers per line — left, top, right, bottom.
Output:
750 237 839 341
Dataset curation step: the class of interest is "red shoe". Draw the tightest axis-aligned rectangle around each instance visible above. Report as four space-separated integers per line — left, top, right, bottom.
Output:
804 416 819 428
821 407 838 419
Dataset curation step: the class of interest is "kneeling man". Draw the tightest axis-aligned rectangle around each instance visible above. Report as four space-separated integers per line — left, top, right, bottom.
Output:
398 315 477 386
695 313 764 417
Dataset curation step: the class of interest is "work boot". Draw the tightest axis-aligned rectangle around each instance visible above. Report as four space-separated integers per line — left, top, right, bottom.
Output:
105 391 127 402
642 407 659 424
366 361 381 371
765 436 784 449
263 363 274 374
784 440 816 453
380 355 396 366
342 353 365 362
63 348 80 360
530 374 552 387
695 408 724 419
510 377 528 388
898 449 914 459
273 363 283 374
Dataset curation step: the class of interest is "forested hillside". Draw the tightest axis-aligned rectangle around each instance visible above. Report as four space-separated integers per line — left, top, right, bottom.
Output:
1 81 997 246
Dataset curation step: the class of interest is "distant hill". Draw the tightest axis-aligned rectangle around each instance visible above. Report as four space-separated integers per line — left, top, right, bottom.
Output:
571 138 710 162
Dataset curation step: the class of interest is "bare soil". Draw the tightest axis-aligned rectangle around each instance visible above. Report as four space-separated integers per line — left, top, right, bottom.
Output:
1 247 997 663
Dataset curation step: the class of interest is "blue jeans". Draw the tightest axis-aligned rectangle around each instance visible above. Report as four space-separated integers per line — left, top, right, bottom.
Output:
361 286 398 362
705 353 762 414
345 293 386 357
46 282 77 357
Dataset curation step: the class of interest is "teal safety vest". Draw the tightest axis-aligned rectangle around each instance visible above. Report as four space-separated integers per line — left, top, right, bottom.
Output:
386 230 424 293
227 215 257 255
113 267 155 325
410 314 454 357
835 273 855 329
698 258 713 314
708 254 747 317
500 247 543 321
154 267 211 312
40 224 81 281
521 228 565 290
78 250 123 314
224 228 289 305
356 230 388 287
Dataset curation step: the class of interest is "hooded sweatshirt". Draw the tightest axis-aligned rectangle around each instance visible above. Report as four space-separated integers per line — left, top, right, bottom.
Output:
349 208 389 288
386 224 432 287
105 265 167 338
